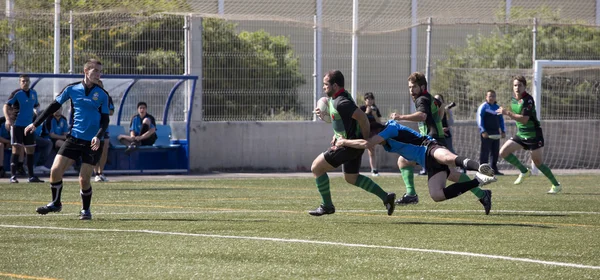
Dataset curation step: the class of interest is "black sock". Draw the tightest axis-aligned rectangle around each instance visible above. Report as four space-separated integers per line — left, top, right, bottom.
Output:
81 187 93 211
51 181 63 205
10 155 18 176
442 179 480 199
26 154 35 177
454 156 479 171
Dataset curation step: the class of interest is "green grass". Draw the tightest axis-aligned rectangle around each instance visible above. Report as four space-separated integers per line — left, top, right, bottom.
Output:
0 174 599 279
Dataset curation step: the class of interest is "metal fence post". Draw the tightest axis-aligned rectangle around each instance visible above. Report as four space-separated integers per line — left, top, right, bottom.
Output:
425 17 432 92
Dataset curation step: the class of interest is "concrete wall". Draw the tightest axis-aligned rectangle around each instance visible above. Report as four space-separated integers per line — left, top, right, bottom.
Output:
188 120 600 172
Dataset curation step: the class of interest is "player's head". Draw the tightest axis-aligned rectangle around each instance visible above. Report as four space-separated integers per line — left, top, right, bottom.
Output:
512 75 527 95
323 70 344 97
485 90 496 104
364 92 375 105
84 59 103 84
137 102 148 116
19 74 30 91
407 72 427 98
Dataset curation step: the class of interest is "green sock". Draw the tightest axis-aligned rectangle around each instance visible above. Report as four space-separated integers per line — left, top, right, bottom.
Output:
353 174 388 201
316 174 333 207
504 154 528 173
537 164 560 186
460 173 484 199
400 166 416 195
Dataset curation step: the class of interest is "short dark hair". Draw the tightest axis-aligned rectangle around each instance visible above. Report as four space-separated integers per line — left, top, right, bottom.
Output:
19 74 30 80
512 75 527 87
137 102 147 109
84 59 102 70
434 94 444 103
326 70 344 88
407 72 427 88
486 89 496 95
364 92 375 100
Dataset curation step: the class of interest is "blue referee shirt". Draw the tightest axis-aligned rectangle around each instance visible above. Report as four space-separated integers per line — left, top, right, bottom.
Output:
56 82 109 141
6 89 40 127
378 120 434 168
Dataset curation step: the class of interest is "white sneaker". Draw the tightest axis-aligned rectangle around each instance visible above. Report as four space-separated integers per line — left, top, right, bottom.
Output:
94 174 108 182
475 172 497 186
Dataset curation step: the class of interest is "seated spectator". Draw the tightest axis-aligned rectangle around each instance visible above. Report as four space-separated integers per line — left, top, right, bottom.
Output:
0 116 10 177
33 112 52 173
46 108 69 150
118 102 157 154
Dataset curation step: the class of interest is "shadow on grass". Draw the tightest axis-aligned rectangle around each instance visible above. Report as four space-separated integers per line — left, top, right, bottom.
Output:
114 188 223 191
116 218 272 223
393 221 554 228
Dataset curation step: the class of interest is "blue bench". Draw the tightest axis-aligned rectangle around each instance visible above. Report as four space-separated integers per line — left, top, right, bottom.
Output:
105 124 186 173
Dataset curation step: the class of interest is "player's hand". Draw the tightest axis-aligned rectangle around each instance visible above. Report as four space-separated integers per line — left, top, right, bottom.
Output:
482 132 488 138
330 135 336 146
390 112 402 121
5 120 12 131
495 107 506 115
24 123 36 135
335 139 346 147
501 132 506 139
91 137 100 151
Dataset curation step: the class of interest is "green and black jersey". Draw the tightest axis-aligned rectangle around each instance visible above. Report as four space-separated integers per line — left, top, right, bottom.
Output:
328 90 362 140
510 92 540 138
414 91 445 142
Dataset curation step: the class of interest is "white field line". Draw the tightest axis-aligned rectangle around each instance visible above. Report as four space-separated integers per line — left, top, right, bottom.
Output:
0 209 599 217
0 224 599 270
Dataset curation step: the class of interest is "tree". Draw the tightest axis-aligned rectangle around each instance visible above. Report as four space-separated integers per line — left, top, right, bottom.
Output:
202 18 305 120
432 6 600 120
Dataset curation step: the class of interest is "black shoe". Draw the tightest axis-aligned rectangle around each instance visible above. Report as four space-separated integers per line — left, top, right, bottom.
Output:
308 204 335 216
124 143 138 155
479 190 492 215
79 209 92 220
494 170 504 176
10 176 18 183
395 193 419 205
28 176 44 183
383 193 396 216
36 203 62 215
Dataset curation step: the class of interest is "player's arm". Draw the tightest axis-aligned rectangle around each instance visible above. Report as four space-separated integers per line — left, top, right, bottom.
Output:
2 104 11 126
390 111 426 122
352 108 370 140
496 106 529 124
94 93 111 139
337 134 385 150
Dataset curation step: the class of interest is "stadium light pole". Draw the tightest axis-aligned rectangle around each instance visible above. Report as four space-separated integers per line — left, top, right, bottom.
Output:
69 10 73 74
351 0 358 101
424 17 432 92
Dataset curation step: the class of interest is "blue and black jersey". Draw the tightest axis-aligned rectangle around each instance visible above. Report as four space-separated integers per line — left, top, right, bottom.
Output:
0 117 10 139
378 120 434 168
45 116 69 139
6 88 40 127
56 82 110 141
129 114 156 136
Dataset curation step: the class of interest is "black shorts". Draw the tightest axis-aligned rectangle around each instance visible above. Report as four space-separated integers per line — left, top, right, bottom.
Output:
57 136 99 165
511 128 544 151
323 146 364 174
140 136 156 146
11 126 36 147
425 142 450 179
